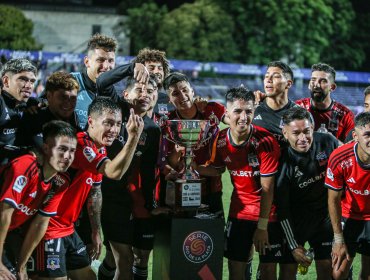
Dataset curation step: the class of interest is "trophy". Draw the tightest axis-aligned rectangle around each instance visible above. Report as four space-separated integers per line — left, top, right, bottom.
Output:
160 114 219 211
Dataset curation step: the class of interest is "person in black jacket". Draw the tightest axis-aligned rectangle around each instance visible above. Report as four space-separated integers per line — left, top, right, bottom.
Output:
0 58 37 165
275 107 338 279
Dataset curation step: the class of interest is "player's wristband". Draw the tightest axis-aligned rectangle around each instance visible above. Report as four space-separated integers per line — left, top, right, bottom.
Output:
334 232 345 244
257 218 268 230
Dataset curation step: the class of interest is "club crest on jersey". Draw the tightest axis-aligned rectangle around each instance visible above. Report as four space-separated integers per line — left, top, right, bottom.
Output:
327 168 334 181
316 151 328 166
250 137 259 149
46 257 60 270
83 146 96 162
248 154 259 167
13 175 27 193
138 132 147 146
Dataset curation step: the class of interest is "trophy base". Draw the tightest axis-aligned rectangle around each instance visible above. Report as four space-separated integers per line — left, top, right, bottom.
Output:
165 178 206 213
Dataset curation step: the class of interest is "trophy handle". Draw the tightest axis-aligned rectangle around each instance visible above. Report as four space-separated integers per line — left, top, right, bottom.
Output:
209 112 219 126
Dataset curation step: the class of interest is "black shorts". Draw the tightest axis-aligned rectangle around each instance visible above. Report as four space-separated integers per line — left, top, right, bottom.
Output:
101 199 134 246
284 215 333 262
74 204 92 245
224 217 285 263
34 231 90 278
343 218 370 257
132 218 155 250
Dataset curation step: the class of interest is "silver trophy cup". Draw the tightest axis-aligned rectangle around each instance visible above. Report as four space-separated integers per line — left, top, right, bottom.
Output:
161 114 218 210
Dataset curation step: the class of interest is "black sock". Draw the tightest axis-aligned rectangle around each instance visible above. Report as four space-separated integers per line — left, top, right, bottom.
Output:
98 260 116 280
245 258 253 280
133 265 148 280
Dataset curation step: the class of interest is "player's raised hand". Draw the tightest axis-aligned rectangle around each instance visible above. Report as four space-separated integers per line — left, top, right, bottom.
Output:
126 108 144 138
134 63 149 85
253 90 266 105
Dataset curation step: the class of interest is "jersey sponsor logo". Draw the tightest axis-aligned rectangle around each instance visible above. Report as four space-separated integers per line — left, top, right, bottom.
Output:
298 171 326 188
86 178 94 186
16 203 38 216
254 114 262 120
29 191 37 198
46 257 60 270
248 154 259 167
294 166 303 178
348 187 370 196
217 138 226 148
229 170 260 177
340 159 353 169
316 151 328 166
183 231 213 264
13 175 28 193
346 177 356 184
3 128 16 135
224 156 231 163
83 146 96 162
327 168 334 181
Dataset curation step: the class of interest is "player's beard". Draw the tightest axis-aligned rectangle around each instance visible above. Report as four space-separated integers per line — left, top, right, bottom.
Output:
310 88 327 102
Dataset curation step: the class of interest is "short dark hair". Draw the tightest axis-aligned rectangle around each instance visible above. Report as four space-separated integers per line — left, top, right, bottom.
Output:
1 58 37 77
87 33 117 54
225 86 255 104
364 86 370 97
355 112 370 128
45 71 79 93
163 72 190 91
133 48 170 79
88 96 121 118
311 63 336 82
42 120 76 143
125 74 158 92
267 61 294 81
282 107 312 125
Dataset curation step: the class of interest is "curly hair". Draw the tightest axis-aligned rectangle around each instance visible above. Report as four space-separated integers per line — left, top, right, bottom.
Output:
45 71 79 93
87 33 117 53
133 48 170 79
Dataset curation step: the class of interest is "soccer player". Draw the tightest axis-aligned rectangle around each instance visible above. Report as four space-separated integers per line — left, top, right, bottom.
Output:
97 69 160 279
296 63 355 143
0 58 37 164
253 61 297 148
275 107 338 279
196 86 281 280
132 48 174 118
16 71 80 154
73 34 117 129
161 72 226 215
30 97 144 280
0 120 77 280
326 112 370 280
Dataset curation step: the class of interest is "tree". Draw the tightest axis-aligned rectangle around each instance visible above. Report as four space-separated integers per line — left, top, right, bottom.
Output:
157 0 239 62
212 0 356 68
0 5 41 50
124 1 167 55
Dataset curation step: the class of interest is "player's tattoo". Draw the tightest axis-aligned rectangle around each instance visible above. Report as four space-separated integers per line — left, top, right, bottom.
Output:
87 185 102 232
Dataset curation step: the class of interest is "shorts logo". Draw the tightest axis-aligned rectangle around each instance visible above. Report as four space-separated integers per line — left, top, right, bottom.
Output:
327 168 334 181
183 231 213 263
13 175 27 193
83 147 96 162
46 257 60 270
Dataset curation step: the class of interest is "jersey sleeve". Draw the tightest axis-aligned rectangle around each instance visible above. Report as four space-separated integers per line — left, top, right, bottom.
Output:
38 173 71 217
275 154 299 250
74 135 109 173
258 134 280 176
0 156 36 208
325 151 344 191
